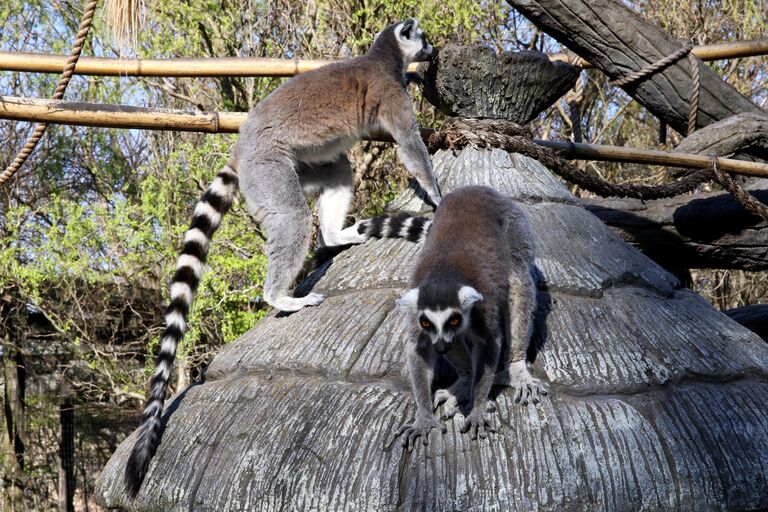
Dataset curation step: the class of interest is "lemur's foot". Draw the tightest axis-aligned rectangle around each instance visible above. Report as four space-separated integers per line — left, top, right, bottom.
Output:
434 389 461 420
334 225 368 245
395 414 446 451
268 293 325 312
508 360 549 405
460 410 496 440
434 378 470 420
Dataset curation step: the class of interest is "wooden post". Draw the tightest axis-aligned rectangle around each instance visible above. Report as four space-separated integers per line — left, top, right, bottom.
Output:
58 375 75 512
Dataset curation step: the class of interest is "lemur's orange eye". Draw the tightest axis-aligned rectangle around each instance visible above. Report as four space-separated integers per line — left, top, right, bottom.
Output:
450 318 461 326
420 319 431 329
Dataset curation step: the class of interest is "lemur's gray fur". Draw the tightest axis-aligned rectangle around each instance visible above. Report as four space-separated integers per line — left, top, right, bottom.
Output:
124 19 440 497
392 186 548 449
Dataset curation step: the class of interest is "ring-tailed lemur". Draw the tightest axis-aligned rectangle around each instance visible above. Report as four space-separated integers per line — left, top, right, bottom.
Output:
125 18 441 496
386 186 548 449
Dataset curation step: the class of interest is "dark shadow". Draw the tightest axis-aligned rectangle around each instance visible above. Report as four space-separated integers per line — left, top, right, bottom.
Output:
161 381 203 422
673 189 768 240
724 304 768 342
584 190 768 272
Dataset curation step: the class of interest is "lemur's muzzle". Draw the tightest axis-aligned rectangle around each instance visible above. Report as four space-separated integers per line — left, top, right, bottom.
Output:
416 43 438 61
434 338 450 354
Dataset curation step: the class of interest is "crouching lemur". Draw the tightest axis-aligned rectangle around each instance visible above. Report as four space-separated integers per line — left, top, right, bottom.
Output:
359 186 548 448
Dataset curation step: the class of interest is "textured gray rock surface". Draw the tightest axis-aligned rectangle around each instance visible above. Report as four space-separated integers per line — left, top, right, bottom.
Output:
96 147 768 511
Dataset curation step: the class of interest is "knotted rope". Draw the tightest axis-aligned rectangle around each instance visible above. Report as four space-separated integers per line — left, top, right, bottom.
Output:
428 118 768 220
0 0 99 187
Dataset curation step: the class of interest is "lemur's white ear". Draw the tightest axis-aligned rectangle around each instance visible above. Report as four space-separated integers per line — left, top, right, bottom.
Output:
398 18 418 39
395 288 419 312
458 286 483 310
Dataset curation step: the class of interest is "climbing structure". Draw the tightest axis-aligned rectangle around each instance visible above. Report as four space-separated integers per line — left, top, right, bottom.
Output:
95 46 768 512
96 131 768 512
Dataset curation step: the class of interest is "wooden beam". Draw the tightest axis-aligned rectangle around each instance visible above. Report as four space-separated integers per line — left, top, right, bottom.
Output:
535 139 768 178
3 96 768 177
1 37 766 77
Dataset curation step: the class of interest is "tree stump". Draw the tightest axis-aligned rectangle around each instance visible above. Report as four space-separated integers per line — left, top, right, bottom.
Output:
421 45 579 123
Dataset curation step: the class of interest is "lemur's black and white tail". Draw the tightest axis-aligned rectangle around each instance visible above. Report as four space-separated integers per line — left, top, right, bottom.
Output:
124 161 238 497
357 213 432 243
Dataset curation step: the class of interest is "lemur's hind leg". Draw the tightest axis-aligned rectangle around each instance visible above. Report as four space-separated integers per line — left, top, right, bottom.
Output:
504 262 548 404
301 156 367 247
240 151 323 312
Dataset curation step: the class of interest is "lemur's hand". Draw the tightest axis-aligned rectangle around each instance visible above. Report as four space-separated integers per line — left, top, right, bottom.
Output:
426 190 442 211
395 413 446 451
460 410 496 440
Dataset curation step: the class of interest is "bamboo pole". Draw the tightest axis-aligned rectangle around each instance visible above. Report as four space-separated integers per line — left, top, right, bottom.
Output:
2 95 767 178
534 140 768 178
548 37 768 69
0 52 422 77
1 38 766 77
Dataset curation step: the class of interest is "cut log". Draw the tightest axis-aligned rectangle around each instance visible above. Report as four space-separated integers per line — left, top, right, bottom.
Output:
583 185 768 271
507 0 765 137
675 112 768 161
420 45 579 123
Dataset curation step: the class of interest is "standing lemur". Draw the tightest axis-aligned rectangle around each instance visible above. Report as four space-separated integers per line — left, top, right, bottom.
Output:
125 19 441 496
359 186 547 448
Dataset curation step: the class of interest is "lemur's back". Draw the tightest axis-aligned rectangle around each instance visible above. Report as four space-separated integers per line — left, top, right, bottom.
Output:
241 54 408 151
412 186 534 296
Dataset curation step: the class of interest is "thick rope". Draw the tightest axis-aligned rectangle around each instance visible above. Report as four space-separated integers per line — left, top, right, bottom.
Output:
428 118 709 200
687 51 700 136
710 158 768 220
0 0 99 187
429 118 768 221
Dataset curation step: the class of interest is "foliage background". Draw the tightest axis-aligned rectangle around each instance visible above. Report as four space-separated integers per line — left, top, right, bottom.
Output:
0 0 765 509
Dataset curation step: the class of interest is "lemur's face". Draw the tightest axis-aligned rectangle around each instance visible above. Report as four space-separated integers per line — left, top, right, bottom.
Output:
395 18 437 63
396 285 482 353
417 307 469 353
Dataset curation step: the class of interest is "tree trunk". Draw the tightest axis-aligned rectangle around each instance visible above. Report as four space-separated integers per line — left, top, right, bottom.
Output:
1 295 26 512
507 0 764 137
58 376 75 512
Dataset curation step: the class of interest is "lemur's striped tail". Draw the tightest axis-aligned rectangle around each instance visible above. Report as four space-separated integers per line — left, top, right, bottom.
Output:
357 213 432 243
124 160 238 497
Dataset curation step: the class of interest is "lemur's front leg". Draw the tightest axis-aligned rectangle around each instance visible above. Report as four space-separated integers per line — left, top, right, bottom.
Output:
380 97 442 209
434 336 472 419
396 338 446 450
460 329 500 440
